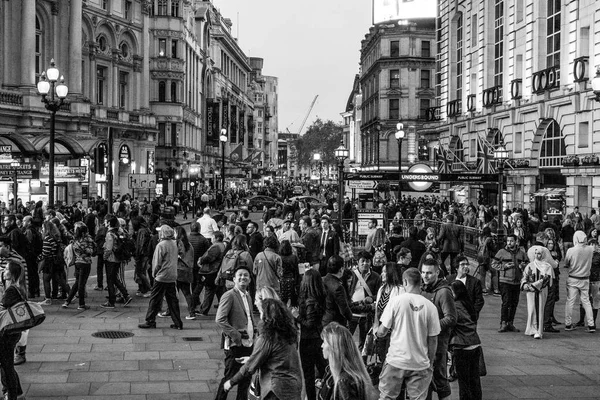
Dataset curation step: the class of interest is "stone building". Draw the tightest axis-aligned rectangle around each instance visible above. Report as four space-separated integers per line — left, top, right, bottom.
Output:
359 19 437 173
421 0 600 217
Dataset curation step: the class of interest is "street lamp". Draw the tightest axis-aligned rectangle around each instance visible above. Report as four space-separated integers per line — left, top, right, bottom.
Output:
37 59 68 209
313 153 322 192
334 140 349 227
592 68 600 102
494 141 509 243
189 166 199 214
395 122 405 202
220 128 227 209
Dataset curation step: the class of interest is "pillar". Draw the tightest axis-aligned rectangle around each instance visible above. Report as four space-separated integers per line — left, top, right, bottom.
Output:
68 0 82 94
20 0 36 87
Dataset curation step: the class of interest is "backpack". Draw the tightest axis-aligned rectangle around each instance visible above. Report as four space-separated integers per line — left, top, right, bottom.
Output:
112 231 136 262
63 243 75 267
217 250 249 287
477 237 494 264
372 245 387 268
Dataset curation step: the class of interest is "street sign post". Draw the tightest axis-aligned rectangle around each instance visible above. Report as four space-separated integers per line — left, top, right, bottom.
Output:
128 174 157 189
347 180 377 189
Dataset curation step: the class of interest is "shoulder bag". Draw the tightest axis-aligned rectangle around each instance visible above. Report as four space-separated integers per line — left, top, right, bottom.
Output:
0 289 46 337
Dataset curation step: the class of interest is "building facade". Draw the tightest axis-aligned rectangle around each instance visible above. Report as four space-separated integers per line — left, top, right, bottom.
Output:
359 19 437 173
422 0 600 217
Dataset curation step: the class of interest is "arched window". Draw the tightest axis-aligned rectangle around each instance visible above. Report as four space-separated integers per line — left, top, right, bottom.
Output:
539 120 566 168
35 16 43 80
158 81 166 101
97 35 107 52
171 82 177 102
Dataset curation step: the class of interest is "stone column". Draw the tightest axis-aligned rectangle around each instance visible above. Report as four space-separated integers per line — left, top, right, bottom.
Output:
68 0 82 94
20 0 36 87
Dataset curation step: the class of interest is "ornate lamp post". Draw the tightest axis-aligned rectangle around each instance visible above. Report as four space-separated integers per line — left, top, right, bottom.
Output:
494 142 509 243
334 141 349 227
313 153 322 192
220 129 227 208
37 59 68 208
395 122 405 201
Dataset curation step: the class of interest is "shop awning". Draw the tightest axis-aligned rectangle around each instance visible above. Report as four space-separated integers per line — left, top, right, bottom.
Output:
533 188 566 197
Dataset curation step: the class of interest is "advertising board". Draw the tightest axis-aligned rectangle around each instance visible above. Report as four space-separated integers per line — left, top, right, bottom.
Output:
373 0 438 25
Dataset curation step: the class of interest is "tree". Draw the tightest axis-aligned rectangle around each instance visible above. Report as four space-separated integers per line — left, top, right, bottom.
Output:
290 118 343 168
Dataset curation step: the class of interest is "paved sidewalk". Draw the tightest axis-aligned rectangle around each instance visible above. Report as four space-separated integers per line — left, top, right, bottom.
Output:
18 261 600 399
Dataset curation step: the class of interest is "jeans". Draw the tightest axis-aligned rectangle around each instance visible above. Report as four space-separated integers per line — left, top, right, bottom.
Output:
348 314 370 350
66 263 91 306
479 263 498 292
191 268 205 311
378 363 432 400
440 252 458 276
0 333 22 400
544 274 560 327
454 347 482 400
565 277 594 327
105 261 129 305
43 266 69 300
134 257 151 293
176 280 194 315
499 282 520 323
144 281 183 327
199 272 223 315
426 333 451 400
215 345 253 400
96 254 105 288
300 337 327 400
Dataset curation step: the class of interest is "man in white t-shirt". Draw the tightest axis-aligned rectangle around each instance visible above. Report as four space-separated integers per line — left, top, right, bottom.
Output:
196 207 219 240
376 267 440 400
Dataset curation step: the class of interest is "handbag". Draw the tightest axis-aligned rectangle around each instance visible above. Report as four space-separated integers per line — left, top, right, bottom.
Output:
362 327 376 357
0 289 46 336
365 348 383 385
248 372 260 400
64 243 75 267
339 241 354 261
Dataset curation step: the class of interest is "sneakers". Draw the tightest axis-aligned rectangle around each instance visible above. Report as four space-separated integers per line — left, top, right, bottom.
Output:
564 324 575 331
576 320 585 327
123 296 133 307
136 291 151 298
143 292 151 298
170 324 183 330
493 290 501 297
93 286 104 291
38 299 52 306
100 302 115 309
507 323 520 333
77 305 91 311
533 333 542 339
138 322 157 329
158 311 171 318
61 302 70 308
588 325 596 333
185 315 197 320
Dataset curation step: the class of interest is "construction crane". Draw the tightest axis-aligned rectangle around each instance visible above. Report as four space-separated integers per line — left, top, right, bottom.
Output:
286 95 319 135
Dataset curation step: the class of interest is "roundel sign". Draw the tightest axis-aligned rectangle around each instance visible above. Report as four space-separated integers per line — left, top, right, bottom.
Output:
407 163 434 191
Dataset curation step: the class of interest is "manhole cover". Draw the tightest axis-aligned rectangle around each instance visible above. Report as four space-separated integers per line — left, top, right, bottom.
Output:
92 330 134 339
182 337 204 341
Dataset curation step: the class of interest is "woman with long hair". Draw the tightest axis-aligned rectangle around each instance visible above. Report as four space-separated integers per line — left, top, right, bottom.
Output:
320 322 377 400
1 261 26 399
513 217 528 249
175 226 196 319
62 222 96 310
292 269 327 400
278 240 300 307
545 237 562 327
37 220 69 305
224 299 302 400
449 280 482 400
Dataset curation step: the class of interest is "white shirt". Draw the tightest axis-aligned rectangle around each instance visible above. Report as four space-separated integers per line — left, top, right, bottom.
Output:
380 292 441 371
197 214 219 239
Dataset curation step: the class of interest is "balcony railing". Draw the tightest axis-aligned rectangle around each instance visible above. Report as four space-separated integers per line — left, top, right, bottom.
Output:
0 91 23 106
107 109 119 120
482 85 502 108
446 100 461 117
425 106 441 121
532 66 560 94
573 56 589 83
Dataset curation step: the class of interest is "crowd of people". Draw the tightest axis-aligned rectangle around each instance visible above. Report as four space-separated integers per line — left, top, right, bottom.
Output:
2 187 600 400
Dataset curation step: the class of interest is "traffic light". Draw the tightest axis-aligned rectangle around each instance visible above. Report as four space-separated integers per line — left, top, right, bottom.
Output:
94 147 105 175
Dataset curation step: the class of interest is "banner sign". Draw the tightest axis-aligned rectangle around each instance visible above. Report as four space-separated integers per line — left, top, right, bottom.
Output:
348 171 498 183
0 162 39 180
356 210 385 236
40 166 87 182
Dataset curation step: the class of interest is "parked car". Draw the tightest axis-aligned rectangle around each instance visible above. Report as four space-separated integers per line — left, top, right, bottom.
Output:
244 196 283 212
288 196 324 208
293 185 304 195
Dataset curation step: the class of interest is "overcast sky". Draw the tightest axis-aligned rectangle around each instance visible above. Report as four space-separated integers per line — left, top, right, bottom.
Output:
212 0 373 134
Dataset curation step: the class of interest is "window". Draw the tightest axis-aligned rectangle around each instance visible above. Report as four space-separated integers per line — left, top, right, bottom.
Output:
158 81 166 101
171 123 178 146
539 120 566 167
256 122 263 134
456 14 463 101
470 138 477 158
101 0 108 10
471 13 478 44
454 138 464 162
390 41 400 57
98 35 107 52
171 82 177 102
421 41 430 57
494 0 504 89
124 1 132 20
119 71 128 108
547 0 561 79
158 39 166 57
515 131 522 153
390 69 400 88
157 0 167 15
578 122 589 148
254 93 263 102
389 99 400 120
421 69 431 88
96 66 107 105
158 123 166 146
120 42 129 58
258 109 263 118
171 40 178 58
171 0 180 17
35 17 42 80
419 99 430 119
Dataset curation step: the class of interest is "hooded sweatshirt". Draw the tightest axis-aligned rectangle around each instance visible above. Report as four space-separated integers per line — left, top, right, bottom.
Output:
564 231 593 279
420 278 457 335
152 225 178 283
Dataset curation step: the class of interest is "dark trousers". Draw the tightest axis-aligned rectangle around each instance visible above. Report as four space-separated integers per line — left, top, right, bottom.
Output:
191 268 204 310
544 275 560 327
96 254 105 288
66 263 91 306
43 269 69 300
499 282 520 323
145 281 183 327
106 261 129 305
26 257 39 297
426 333 451 400
134 257 151 293
176 280 194 315
0 333 22 400
299 338 327 400
440 252 459 276
199 273 223 315
348 314 370 350
215 345 253 400
454 347 482 400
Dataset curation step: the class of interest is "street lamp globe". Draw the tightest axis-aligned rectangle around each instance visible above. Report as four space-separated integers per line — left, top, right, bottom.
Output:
334 141 349 161
494 142 509 161
313 153 321 161
46 59 60 82
55 76 69 98
395 123 405 140
36 73 50 95
220 128 227 142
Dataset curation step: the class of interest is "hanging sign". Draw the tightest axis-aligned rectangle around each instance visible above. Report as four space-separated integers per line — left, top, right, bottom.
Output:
119 145 131 164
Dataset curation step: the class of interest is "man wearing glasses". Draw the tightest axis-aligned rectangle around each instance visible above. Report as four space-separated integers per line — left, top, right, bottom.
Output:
446 256 485 321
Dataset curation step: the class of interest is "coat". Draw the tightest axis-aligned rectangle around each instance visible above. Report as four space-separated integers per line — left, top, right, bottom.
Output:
437 222 464 254
215 287 257 347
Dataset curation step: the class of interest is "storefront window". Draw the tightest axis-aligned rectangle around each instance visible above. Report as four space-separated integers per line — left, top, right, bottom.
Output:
539 120 565 168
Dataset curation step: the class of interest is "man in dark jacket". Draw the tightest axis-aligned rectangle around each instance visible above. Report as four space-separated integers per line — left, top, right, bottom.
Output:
446 255 484 321
94 217 108 290
3 215 27 259
22 216 42 298
189 221 210 314
322 255 353 328
131 216 152 296
300 216 320 267
399 226 426 270
421 259 457 400
197 231 227 317
318 216 339 276
246 222 263 261
437 214 464 276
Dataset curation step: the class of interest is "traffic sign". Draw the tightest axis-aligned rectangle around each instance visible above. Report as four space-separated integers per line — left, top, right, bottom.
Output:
128 174 157 189
347 180 377 189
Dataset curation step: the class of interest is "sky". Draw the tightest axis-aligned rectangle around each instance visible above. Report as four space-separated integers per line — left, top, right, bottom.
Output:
212 0 373 134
